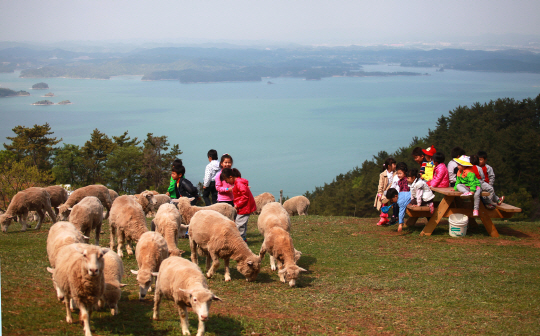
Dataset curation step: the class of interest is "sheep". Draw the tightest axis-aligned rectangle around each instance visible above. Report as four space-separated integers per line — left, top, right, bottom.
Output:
283 195 310 216
108 195 149 258
254 192 276 215
258 202 306 287
46 243 109 336
130 231 169 300
68 196 104 246
132 190 157 216
150 190 159 195
174 197 236 225
98 250 126 315
58 185 112 221
108 189 119 202
0 187 57 232
151 203 188 257
149 194 171 216
47 221 87 268
45 185 69 216
153 256 222 336
189 210 261 282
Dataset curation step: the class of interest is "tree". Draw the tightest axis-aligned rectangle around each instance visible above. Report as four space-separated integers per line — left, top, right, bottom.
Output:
140 133 182 192
104 145 143 194
82 129 115 184
3 123 62 171
51 144 86 187
113 130 141 148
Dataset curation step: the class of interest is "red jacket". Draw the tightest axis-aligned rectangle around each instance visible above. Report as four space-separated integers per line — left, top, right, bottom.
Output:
233 178 257 215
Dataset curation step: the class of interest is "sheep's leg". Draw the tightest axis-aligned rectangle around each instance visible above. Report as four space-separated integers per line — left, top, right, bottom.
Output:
152 286 161 320
196 313 206 336
189 238 198 264
278 261 286 283
117 230 125 258
79 304 92 336
259 243 267 260
205 253 212 272
224 258 231 282
126 239 134 255
64 295 73 323
20 213 29 232
270 255 277 271
83 227 92 244
178 304 190 335
111 302 118 316
94 222 101 246
206 253 220 279
35 209 46 229
44 203 57 223
104 206 110 220
109 225 116 250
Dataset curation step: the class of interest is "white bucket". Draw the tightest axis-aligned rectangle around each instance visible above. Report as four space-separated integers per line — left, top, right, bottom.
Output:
449 214 469 237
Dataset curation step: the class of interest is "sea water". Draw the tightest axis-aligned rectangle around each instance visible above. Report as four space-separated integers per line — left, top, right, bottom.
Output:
1 65 539 199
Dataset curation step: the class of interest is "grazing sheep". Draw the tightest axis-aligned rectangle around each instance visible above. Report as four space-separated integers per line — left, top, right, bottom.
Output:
108 189 119 203
47 244 109 336
254 192 276 215
174 197 236 225
45 185 69 216
0 187 57 232
99 250 126 315
151 203 188 257
283 195 310 216
47 221 87 268
149 194 171 216
132 190 157 216
258 202 306 287
58 185 112 221
189 210 261 282
153 256 222 336
109 195 149 258
69 196 103 246
130 231 169 300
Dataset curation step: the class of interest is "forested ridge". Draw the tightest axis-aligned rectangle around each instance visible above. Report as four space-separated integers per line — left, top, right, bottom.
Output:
306 94 540 219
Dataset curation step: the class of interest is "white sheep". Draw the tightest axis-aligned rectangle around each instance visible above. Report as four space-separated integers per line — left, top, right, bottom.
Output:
98 250 126 315
283 195 310 216
258 202 306 287
132 190 157 216
130 231 169 300
153 256 222 336
108 195 149 258
0 187 57 232
47 243 109 336
151 203 188 257
254 192 276 214
58 185 112 221
108 189 119 203
174 197 236 225
148 194 171 216
47 221 87 268
69 196 104 246
189 210 261 282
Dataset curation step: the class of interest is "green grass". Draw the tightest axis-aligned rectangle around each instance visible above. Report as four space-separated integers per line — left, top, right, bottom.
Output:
2 216 540 335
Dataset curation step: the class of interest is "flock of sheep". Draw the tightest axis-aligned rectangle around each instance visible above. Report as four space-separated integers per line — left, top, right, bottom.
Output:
0 184 311 336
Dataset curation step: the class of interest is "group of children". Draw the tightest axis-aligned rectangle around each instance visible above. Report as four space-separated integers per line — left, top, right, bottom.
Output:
375 145 504 232
166 150 256 241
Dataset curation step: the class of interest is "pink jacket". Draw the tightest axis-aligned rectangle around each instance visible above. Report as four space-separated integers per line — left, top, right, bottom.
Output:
233 178 257 215
429 163 450 188
215 170 234 201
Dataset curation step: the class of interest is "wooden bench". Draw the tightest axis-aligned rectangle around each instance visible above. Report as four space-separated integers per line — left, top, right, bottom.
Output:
405 187 522 237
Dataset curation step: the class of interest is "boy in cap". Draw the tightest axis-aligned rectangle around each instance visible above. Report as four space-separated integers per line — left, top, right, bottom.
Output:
412 145 436 183
454 155 482 217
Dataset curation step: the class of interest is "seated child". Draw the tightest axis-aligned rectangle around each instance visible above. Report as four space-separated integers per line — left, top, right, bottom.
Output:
375 157 396 226
453 155 482 217
408 168 435 214
477 150 504 205
394 162 411 233
379 188 399 226
447 147 465 187
421 145 436 183
167 159 184 199
470 155 498 210
171 165 199 205
429 152 450 188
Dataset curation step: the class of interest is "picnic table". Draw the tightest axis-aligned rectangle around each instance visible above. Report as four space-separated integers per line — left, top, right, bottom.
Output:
405 187 522 237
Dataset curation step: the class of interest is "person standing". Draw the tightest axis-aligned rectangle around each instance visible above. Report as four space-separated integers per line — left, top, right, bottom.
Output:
202 149 220 205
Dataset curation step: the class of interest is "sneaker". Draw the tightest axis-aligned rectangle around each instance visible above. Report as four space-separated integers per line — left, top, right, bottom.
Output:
429 203 434 214
388 217 397 226
460 192 473 198
473 210 479 217
485 203 496 210
377 218 389 226
497 196 505 206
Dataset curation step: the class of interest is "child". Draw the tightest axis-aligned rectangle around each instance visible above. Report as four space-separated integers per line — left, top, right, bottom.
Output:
379 188 399 226
375 157 396 226
429 151 450 188
447 147 466 187
167 159 184 198
215 153 234 206
394 162 411 233
453 155 482 217
477 151 504 205
470 155 498 210
421 145 436 183
221 168 256 241
408 168 435 214
202 149 220 206
412 147 426 176
171 165 199 205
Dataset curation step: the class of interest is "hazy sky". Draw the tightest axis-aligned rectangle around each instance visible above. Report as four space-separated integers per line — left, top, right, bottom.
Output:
1 0 539 45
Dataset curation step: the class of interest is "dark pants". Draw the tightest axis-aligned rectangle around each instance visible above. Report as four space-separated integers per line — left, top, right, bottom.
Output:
203 181 218 206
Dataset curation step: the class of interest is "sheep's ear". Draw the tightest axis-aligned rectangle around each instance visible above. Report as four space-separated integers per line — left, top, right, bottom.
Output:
82 235 90 240
120 284 128 288
101 248 110 255
278 268 286 275
213 295 223 302
68 207 73 211
47 267 55 274
180 224 189 229
130 270 138 275
247 261 254 266
151 272 159 277
188 197 195 202
171 199 179 204
298 267 307 272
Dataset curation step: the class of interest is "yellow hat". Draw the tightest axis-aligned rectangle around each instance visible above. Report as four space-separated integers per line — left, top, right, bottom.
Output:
453 155 472 166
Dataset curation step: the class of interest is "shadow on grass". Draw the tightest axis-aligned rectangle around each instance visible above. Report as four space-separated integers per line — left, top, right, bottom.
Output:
496 225 531 238
197 314 244 336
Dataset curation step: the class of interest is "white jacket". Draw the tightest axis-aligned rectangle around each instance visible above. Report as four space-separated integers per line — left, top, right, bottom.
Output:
203 160 220 187
410 178 435 203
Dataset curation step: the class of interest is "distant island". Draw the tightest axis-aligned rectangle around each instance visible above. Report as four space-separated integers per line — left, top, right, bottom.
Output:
32 100 53 105
57 100 72 105
32 82 49 89
0 88 30 97
43 92 54 97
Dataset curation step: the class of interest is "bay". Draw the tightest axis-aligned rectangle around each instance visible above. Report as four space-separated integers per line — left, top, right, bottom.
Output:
1 65 539 199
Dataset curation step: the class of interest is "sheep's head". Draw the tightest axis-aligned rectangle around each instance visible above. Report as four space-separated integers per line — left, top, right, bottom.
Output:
57 204 71 221
279 264 307 287
76 245 109 277
131 269 159 300
0 214 14 233
237 255 261 282
177 288 222 322
141 191 157 210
